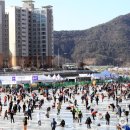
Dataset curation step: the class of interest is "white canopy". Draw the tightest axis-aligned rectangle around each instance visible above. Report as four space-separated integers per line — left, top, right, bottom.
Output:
0 76 16 85
100 70 112 78
57 74 64 81
91 70 119 80
46 75 54 82
79 74 91 78
52 74 58 81
91 73 101 79
38 75 48 81
38 74 54 83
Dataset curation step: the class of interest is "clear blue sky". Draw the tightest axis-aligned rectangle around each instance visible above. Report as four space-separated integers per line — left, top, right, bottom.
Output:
6 0 130 31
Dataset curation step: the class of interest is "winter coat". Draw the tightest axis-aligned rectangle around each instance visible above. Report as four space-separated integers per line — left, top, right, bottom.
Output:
85 117 92 124
105 113 110 121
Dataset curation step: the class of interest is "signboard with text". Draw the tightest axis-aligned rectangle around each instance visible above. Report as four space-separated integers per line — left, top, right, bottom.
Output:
32 75 38 82
12 76 16 81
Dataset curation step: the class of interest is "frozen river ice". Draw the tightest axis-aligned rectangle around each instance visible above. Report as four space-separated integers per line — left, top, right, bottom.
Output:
0 87 129 130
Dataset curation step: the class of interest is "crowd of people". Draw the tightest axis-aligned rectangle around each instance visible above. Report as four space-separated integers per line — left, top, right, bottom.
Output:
0 82 129 130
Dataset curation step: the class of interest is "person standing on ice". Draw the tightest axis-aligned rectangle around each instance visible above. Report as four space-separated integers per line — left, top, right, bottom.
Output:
23 117 28 130
105 112 110 125
51 118 57 130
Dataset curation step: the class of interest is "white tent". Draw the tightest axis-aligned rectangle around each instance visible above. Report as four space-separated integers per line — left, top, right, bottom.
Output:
0 76 16 85
91 70 119 80
38 75 48 81
57 74 64 81
52 74 58 81
16 75 32 84
46 75 54 82
79 74 91 78
47 75 52 80
100 70 119 79
38 75 55 83
91 73 101 79
100 70 112 78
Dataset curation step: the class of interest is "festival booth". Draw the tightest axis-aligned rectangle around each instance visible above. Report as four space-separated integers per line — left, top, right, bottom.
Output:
90 70 119 85
100 70 118 79
51 74 65 88
14 75 32 90
0 76 17 85
52 74 58 82
0 74 65 88
16 75 32 84
78 74 91 82
52 74 64 82
47 75 53 82
57 74 64 81
79 74 91 78
66 76 77 82
31 75 53 89
91 70 119 80
91 73 101 80
37 75 52 83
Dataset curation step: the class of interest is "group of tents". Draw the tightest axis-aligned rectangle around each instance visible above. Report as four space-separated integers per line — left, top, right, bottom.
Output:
91 70 119 80
79 70 119 80
0 74 65 85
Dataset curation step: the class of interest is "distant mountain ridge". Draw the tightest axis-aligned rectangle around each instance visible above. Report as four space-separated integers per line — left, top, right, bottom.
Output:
54 13 130 66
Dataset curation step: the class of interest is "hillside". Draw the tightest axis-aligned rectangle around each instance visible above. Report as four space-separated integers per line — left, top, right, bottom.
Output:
54 13 130 66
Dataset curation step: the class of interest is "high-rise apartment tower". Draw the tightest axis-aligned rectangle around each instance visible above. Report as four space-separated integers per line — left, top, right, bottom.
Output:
7 0 53 68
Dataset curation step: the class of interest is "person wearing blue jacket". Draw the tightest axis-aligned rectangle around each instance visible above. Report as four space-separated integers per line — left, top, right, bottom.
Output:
51 118 57 130
123 125 130 130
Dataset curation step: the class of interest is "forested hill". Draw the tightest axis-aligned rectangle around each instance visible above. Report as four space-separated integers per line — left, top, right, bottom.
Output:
54 13 130 66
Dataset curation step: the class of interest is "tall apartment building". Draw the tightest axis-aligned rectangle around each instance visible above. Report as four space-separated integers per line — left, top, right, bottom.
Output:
4 12 9 67
7 0 53 67
0 0 5 67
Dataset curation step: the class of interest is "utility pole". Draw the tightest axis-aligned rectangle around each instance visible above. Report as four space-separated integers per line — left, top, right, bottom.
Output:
64 53 67 64
58 48 59 68
36 52 38 68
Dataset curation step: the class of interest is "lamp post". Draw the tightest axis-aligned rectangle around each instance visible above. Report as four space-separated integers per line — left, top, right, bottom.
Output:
58 48 60 68
64 53 67 65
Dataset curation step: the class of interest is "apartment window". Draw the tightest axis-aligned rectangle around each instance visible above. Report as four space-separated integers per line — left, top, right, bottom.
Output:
17 44 21 47
22 44 26 47
22 53 26 55
42 36 46 39
42 32 46 35
42 49 46 51
33 32 36 35
33 28 36 31
33 37 36 40
41 28 46 31
42 53 46 56
37 28 40 31
17 27 21 29
22 27 26 29
42 40 46 43
41 23 45 26
22 9 26 12
22 14 26 16
33 20 36 22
